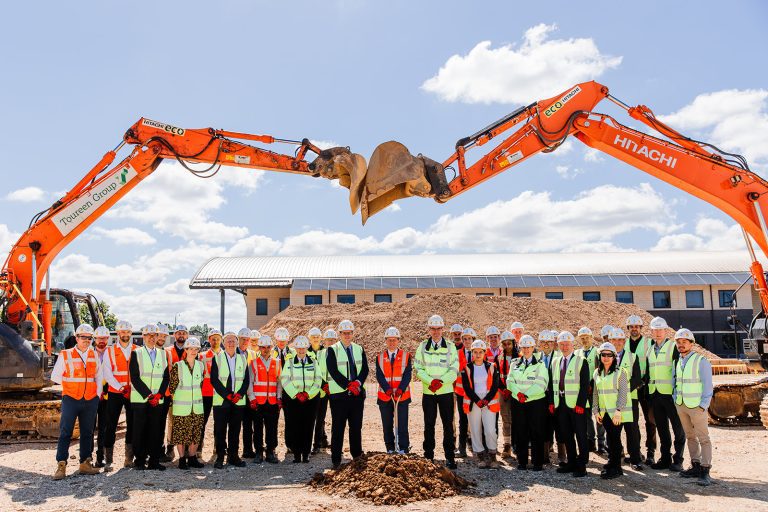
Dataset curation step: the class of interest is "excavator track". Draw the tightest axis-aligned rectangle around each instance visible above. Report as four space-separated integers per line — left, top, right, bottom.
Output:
0 389 77 441
709 373 768 427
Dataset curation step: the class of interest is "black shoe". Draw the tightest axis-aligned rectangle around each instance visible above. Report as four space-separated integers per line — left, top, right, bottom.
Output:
253 454 264 464
446 460 457 470
178 457 189 470
517 464 528 471
147 462 166 471
242 451 256 459
133 463 146 471
630 463 644 471
293 457 301 463
697 466 712 486
188 457 205 469
573 468 587 478
588 441 597 453
680 461 702 478
311 446 321 455
557 465 574 474
228 457 247 468
623 456 631 464
651 458 671 470
596 447 607 456
265 452 279 464
530 465 543 472
454 449 467 458
558 461 568 468
669 462 684 472
601 468 622 479
302 454 310 463
645 455 656 466
214 456 225 469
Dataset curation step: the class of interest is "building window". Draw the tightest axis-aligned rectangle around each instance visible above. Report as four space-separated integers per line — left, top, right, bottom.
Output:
615 291 634 304
685 290 704 309
719 290 735 308
406 293 416 299
374 294 392 303
256 299 268 316
304 295 322 306
476 292 494 297
545 292 564 300
653 291 671 309
582 291 601 302
279 298 290 312
337 294 355 304
721 333 736 351
512 292 531 298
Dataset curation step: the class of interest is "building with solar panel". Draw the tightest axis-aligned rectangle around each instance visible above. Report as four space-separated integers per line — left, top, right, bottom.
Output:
190 251 759 357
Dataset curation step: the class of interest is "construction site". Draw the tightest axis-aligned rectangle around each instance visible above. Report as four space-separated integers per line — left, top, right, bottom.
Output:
2 2 768 511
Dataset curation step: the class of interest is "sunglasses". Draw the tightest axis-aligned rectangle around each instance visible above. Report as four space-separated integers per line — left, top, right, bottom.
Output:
600 353 615 358
77 335 93 340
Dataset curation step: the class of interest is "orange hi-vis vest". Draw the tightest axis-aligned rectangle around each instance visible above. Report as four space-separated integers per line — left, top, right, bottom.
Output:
165 346 183 396
454 345 469 397
199 348 219 397
60 347 99 400
462 363 500 414
377 349 411 402
106 343 135 393
250 357 281 405
486 346 501 363
495 353 516 386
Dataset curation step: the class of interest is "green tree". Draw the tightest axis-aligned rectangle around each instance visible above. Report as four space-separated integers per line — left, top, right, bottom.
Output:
78 300 118 330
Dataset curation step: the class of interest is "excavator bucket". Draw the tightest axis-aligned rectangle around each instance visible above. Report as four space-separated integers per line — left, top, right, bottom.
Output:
310 147 369 214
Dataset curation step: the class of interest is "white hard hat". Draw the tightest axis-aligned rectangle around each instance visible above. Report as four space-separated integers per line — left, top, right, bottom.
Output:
274 327 290 342
500 330 514 342
238 327 252 338
94 326 110 338
183 337 201 349
384 326 401 338
625 315 644 327
538 330 555 342
257 335 273 347
470 340 487 351
450 323 463 333
674 328 695 342
308 327 323 337
609 327 625 340
324 329 338 340
223 330 238 339
518 335 536 348
600 325 614 338
208 328 222 337
485 326 501 336
510 321 524 330
157 324 169 335
462 327 477 338
76 324 95 336
649 316 669 330
557 331 575 343
174 324 189 333
293 335 310 349
577 326 593 337
251 329 262 339
115 320 132 332
141 324 158 335
427 315 445 328
338 319 355 332
598 342 617 355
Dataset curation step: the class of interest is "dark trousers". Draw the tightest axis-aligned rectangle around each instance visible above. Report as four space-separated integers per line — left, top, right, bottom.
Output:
132 402 165 466
200 396 213 448
638 390 657 457
454 392 469 450
378 399 410 452
603 414 624 470
621 398 643 464
94 397 108 459
556 402 589 470
104 393 132 448
651 392 686 463
285 396 319 459
313 395 329 448
241 406 255 455
512 398 546 467
330 394 365 465
253 402 280 454
57 396 99 463
422 393 455 462
213 403 244 457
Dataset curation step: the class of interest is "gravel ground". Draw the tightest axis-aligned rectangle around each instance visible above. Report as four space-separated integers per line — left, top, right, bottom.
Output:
1 387 766 512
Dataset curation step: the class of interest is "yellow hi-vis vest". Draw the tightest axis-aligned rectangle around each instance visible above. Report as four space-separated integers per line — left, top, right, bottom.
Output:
675 352 704 408
327 343 366 395
173 360 204 416
213 351 247 406
281 352 322 399
131 346 167 404
594 368 633 423
550 354 585 408
618 350 638 400
506 358 548 402
648 339 675 395
414 339 459 395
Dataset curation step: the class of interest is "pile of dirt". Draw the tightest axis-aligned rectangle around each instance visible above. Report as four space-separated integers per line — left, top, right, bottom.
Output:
310 452 472 505
261 294 721 361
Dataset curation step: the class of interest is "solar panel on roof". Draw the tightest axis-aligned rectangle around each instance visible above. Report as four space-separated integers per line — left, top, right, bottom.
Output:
399 278 418 289
434 277 454 288
557 275 579 287
662 274 686 286
627 275 650 286
364 277 383 289
347 278 365 290
487 276 507 287
417 277 436 289
310 279 330 290
452 276 472 288
574 275 596 286
469 277 490 288
381 278 400 289
610 275 632 286
328 278 347 290
521 276 542 287
539 275 560 287
644 274 668 286
292 279 312 290
505 276 525 287
593 275 614 286
696 273 719 285
680 274 704 285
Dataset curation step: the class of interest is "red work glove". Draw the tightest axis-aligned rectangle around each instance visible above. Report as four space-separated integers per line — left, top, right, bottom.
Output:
249 399 259 410
121 385 131 398
347 381 360 396
321 383 330 395
393 388 403 399
297 392 307 403
385 389 393 397
226 393 235 403
548 404 555 415
517 392 527 403
574 405 585 415
501 389 512 400
429 379 442 392
231 393 243 404
477 399 487 408
148 394 160 407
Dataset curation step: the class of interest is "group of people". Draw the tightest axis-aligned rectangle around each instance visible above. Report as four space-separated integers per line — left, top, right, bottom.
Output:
51 313 715 487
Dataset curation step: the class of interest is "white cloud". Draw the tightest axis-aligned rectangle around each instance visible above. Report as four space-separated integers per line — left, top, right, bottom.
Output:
278 230 381 256
5 186 47 202
385 203 401 212
0 224 20 263
227 234 282 257
421 24 622 104
92 227 156 246
652 217 744 252
310 140 340 150
583 147 605 163
658 89 768 173
555 165 584 179
563 242 634 253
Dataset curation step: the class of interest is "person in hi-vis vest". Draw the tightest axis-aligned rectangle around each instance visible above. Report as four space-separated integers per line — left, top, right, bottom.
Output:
281 335 322 463
592 341 631 480
375 326 412 454
169 337 206 470
461 339 501 469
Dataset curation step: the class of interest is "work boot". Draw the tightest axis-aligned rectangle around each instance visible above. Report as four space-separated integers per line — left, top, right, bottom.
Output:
697 466 712 486
596 443 607 456
477 451 489 469
178 456 189 470
147 462 166 471
454 447 467 458
105 447 114 466
680 461 701 478
214 454 225 469
228 455 247 468
265 451 279 464
79 458 101 475
253 452 264 464
488 452 500 469
188 456 205 469
670 461 684 472
94 450 105 468
124 444 134 468
501 443 512 459
651 457 671 470
446 459 457 470
53 461 66 481
645 453 656 466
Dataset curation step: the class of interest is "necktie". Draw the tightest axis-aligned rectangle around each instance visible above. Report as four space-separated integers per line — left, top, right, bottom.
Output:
559 357 567 392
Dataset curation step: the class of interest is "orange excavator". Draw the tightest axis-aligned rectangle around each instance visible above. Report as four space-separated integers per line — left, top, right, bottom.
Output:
0 120 352 437
329 80 768 427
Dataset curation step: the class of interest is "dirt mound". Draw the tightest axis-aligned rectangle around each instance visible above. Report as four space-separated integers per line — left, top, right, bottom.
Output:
310 452 472 505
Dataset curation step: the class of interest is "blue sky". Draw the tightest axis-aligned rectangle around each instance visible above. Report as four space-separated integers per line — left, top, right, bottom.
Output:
1 1 767 328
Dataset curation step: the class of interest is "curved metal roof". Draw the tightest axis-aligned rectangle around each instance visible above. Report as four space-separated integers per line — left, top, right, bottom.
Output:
189 251 756 289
